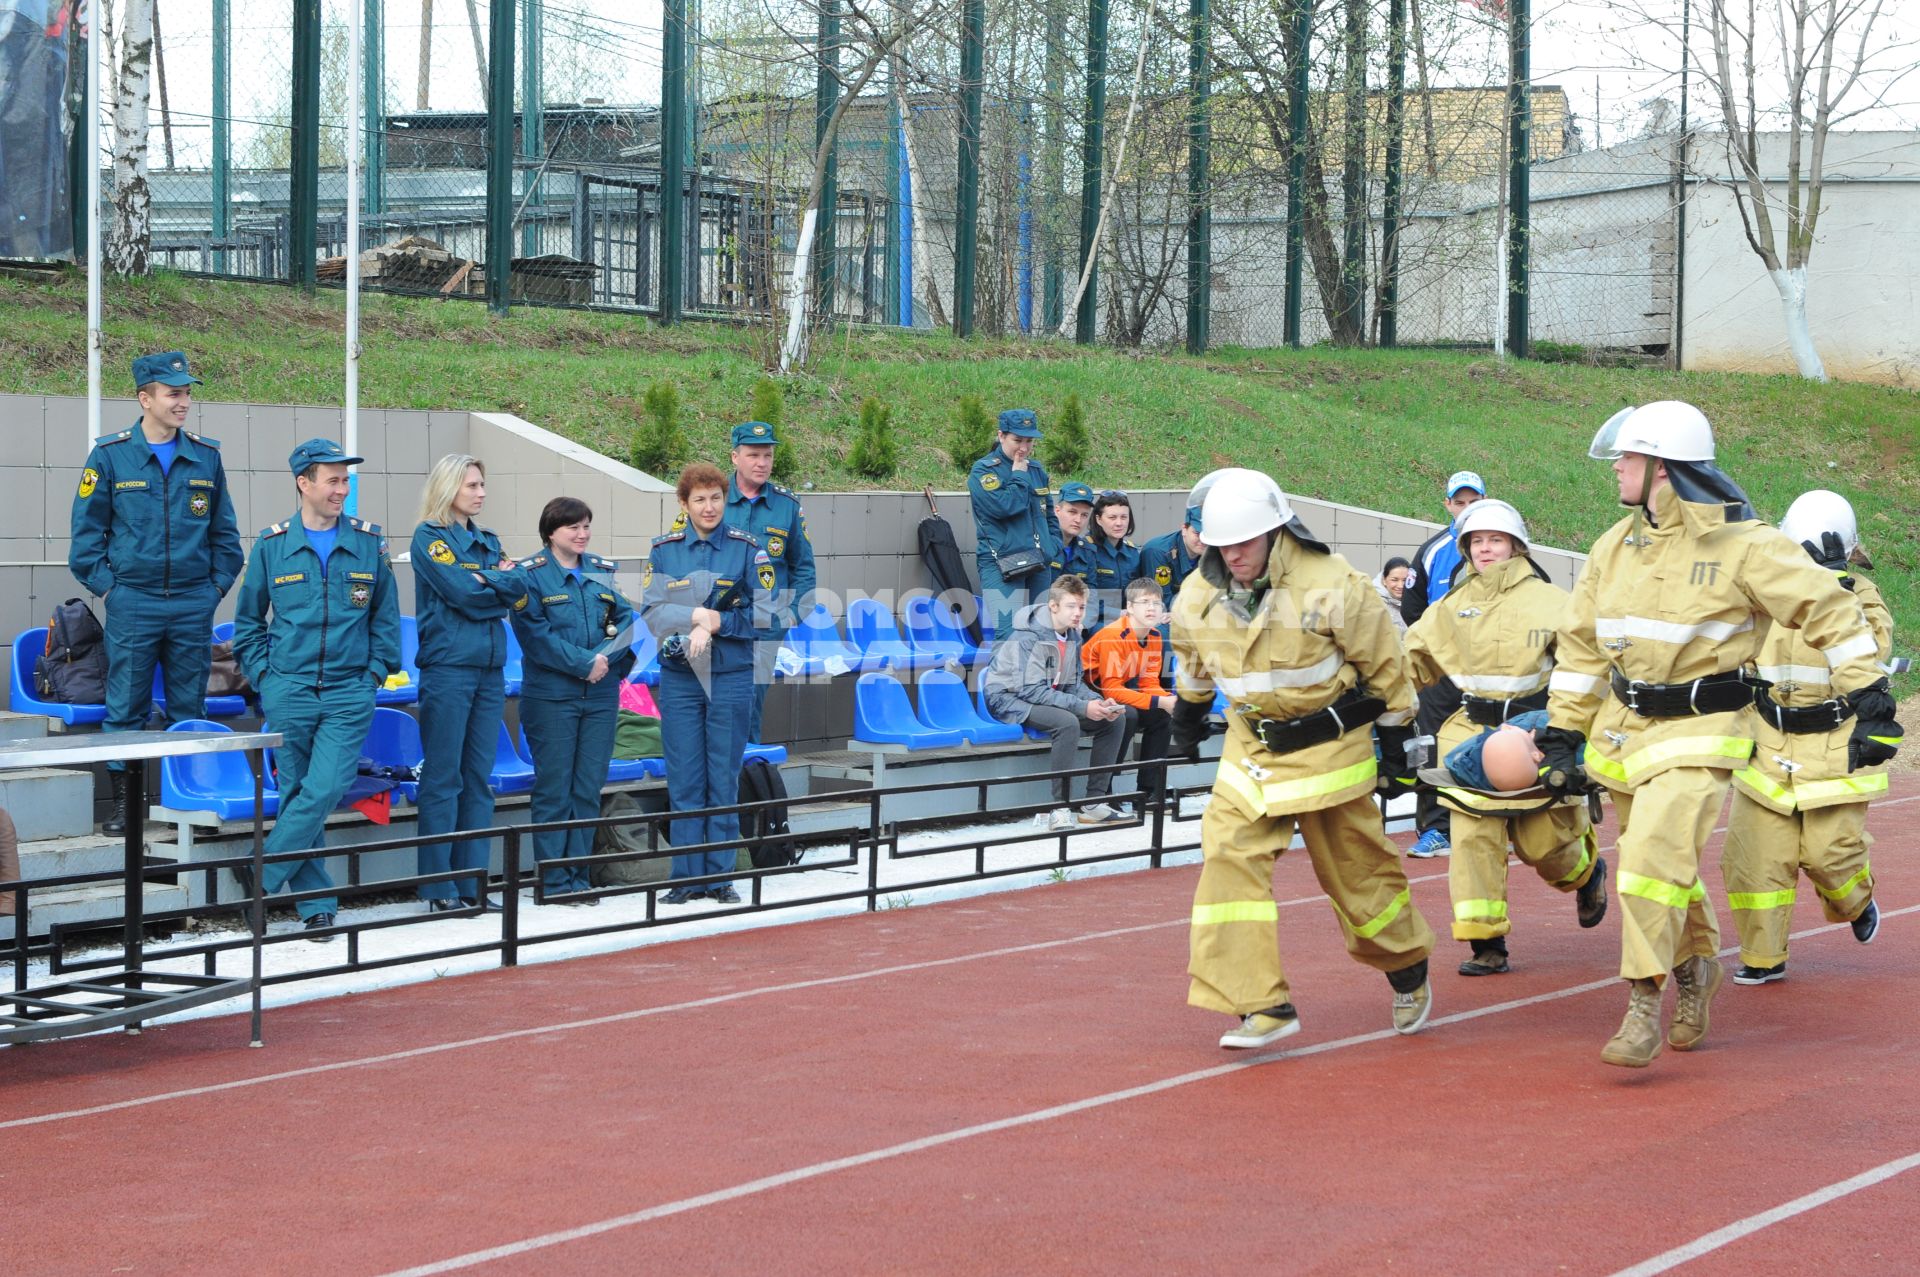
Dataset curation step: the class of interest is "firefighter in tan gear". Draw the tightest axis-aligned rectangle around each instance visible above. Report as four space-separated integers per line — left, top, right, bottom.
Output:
1168 469 1437 1050
1722 490 1896 984
1403 499 1609 977
1536 403 1902 1069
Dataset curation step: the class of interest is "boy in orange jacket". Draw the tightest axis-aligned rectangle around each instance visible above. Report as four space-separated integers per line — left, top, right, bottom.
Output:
1083 578 1176 808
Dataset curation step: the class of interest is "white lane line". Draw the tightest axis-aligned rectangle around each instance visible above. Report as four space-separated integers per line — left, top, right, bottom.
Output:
377 900 1920 1277
0 872 1445 1132
1609 1150 1920 1276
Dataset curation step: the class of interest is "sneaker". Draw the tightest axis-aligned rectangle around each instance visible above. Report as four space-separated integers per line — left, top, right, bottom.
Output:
303 912 337 943
1219 1004 1301 1049
1408 829 1451 859
1576 856 1609 929
1458 948 1510 976
1733 962 1787 985
1601 978 1664 1067
1851 899 1879 944
1668 955 1725 1052
1077 803 1121 825
1391 979 1434 1034
710 886 742 905
1046 808 1076 833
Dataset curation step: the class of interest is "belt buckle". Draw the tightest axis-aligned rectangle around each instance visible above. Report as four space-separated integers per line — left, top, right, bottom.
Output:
1824 699 1848 730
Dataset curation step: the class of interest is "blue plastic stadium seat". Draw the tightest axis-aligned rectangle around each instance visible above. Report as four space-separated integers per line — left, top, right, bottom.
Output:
974 674 1050 742
500 618 524 697
9 627 108 726
901 595 968 667
488 721 535 795
918 669 1021 744
628 625 661 686
742 743 789 766
151 664 249 720
852 672 967 750
362 706 425 803
375 616 422 706
211 621 235 644
787 604 878 676
159 719 279 821
261 721 395 812
848 598 941 672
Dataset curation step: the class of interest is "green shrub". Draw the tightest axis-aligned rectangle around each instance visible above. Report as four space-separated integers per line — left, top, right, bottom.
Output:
750 375 798 481
849 397 900 480
630 381 688 477
1045 392 1089 476
947 394 996 472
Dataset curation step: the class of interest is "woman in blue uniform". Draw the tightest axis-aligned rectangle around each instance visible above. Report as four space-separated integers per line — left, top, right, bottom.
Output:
643 462 775 905
510 496 635 902
411 455 525 911
1087 490 1143 630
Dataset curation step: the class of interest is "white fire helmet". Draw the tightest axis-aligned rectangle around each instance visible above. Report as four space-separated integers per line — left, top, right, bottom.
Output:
1588 401 1716 463
1780 489 1861 558
1454 498 1531 560
1194 468 1294 547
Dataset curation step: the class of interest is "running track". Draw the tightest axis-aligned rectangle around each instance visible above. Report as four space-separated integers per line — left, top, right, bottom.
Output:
5 779 1918 1275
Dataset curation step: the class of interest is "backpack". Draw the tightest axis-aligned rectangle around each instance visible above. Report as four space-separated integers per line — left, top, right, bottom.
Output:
738 758 800 869
36 599 108 705
592 791 672 887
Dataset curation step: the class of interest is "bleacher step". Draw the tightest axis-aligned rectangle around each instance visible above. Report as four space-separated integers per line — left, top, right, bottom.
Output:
15 833 174 881
0 880 190 940
0 767 98 842
0 711 51 742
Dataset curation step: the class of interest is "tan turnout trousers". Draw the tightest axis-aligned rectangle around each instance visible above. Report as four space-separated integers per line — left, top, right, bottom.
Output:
1189 792 1436 1015
1721 794 1874 968
1611 770 1724 981
1448 804 1597 940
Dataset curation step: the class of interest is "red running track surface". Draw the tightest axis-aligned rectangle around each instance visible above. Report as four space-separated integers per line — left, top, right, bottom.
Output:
5 779 1919 1276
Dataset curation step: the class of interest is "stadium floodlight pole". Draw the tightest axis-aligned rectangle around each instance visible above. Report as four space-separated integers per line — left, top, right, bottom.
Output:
1506 0 1529 358
346 0 363 514
954 0 985 337
1282 0 1308 349
483 0 516 315
85 0 100 449
1185 0 1210 355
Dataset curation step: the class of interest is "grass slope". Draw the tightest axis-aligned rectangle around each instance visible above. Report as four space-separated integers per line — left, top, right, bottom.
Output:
4 269 1916 684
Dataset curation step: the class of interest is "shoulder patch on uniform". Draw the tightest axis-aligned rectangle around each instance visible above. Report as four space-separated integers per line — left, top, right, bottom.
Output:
668 511 688 533
652 530 686 546
770 481 795 499
77 467 99 498
587 553 615 570
524 553 549 569
512 593 529 611
185 431 220 447
1154 564 1172 586
262 521 290 538
427 539 455 566
980 473 1001 491
349 517 383 536
757 562 776 589
98 429 134 445
726 527 761 547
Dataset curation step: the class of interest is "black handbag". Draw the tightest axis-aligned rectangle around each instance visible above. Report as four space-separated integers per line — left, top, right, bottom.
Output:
994 546 1048 580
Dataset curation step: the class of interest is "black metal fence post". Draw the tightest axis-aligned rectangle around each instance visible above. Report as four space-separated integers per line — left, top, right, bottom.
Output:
1075 0 1109 345
289 0 321 291
1283 0 1309 349
484 0 516 315
1506 0 1531 358
1185 0 1210 355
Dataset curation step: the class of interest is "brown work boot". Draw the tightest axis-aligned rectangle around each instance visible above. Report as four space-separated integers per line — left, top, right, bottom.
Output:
1668 954 1725 1051
1600 978 1664 1068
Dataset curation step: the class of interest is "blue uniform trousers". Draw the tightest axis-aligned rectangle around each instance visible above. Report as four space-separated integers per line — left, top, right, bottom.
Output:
977 556 1045 645
745 631 781 744
521 691 618 894
259 676 376 920
414 663 504 901
659 664 749 887
103 584 219 772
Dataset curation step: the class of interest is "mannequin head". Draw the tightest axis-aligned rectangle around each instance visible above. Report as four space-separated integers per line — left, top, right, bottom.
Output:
1482 724 1545 791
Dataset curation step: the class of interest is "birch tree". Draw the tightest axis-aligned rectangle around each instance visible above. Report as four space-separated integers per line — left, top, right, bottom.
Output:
1698 0 1915 380
108 0 156 275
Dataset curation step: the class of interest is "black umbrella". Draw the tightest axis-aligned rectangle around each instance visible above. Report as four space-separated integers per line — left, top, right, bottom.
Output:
917 487 983 646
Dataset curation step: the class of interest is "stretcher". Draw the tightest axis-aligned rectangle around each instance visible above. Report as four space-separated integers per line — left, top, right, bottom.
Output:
1417 765 1605 823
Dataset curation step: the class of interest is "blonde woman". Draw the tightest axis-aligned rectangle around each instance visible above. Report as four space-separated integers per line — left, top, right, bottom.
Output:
412 455 526 912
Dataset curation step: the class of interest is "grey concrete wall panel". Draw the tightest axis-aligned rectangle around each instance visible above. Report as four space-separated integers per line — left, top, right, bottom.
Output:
0 768 95 841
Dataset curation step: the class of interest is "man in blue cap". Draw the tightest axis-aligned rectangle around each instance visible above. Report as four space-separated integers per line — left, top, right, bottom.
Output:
70 352 243 835
1401 469 1486 859
721 420 816 742
969 408 1061 643
1049 482 1099 592
232 439 401 939
1138 499 1205 609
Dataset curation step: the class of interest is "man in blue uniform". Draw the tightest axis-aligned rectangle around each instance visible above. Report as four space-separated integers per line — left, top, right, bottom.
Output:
1138 500 1204 609
721 420 816 743
69 351 244 834
233 440 401 938
969 408 1060 644
1048 482 1098 588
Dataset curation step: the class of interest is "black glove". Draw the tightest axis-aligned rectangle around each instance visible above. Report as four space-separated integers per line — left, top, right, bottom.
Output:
1375 724 1417 795
1533 726 1590 798
1169 696 1214 760
1804 530 1850 575
1846 680 1902 771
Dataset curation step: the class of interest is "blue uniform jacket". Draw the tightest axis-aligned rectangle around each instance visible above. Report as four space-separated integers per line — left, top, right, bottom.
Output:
1138 529 1199 606
1049 533 1097 585
642 526 776 677
1087 534 1142 620
510 552 637 699
410 519 527 670
968 450 1060 566
233 516 401 691
69 423 244 598
723 474 816 634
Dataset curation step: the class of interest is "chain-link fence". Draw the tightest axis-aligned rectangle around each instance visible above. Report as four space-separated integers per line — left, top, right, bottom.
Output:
15 0 1697 361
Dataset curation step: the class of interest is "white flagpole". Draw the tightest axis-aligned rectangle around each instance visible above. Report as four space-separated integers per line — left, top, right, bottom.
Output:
345 0 363 514
86 0 102 449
